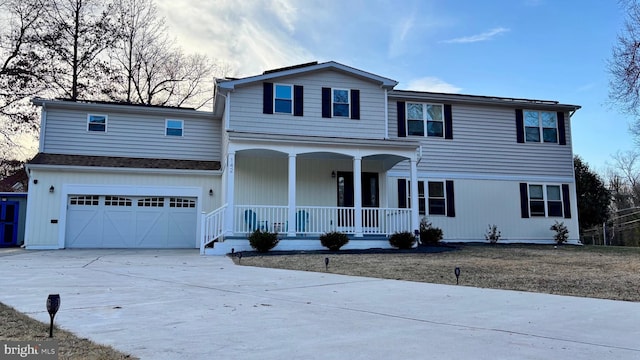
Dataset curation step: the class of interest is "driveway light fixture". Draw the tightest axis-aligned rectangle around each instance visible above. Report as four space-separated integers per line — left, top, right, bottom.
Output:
46 294 60 337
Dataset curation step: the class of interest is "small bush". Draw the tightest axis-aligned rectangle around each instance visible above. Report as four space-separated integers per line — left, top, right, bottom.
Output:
389 231 416 249
485 224 501 244
550 221 569 245
248 229 279 252
420 217 443 245
320 231 349 251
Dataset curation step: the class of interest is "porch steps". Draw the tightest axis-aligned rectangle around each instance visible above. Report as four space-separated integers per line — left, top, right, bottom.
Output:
203 234 392 255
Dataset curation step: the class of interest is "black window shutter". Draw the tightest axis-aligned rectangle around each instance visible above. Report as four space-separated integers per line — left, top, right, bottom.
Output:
321 87 331 118
562 184 571 218
519 183 529 218
444 104 453 139
398 179 407 208
294 85 303 116
557 111 566 145
516 109 524 143
446 180 456 217
263 82 273 114
397 101 406 137
351 89 360 119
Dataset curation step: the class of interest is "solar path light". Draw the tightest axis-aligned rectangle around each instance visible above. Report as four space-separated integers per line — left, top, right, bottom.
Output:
454 267 461 285
324 257 329 271
46 294 60 337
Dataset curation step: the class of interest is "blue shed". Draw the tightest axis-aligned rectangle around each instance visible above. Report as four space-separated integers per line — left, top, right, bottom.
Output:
1 193 27 247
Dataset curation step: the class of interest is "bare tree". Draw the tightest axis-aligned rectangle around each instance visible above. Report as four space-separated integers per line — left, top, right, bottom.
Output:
111 0 163 103
0 0 47 157
110 0 230 110
39 0 119 100
609 0 640 141
607 150 640 210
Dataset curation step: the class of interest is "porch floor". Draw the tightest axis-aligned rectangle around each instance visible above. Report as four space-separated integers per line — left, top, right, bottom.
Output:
204 234 392 255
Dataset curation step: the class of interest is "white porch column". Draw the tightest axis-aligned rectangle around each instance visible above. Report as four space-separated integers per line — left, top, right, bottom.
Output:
410 159 420 235
354 156 363 237
287 154 297 237
224 151 236 236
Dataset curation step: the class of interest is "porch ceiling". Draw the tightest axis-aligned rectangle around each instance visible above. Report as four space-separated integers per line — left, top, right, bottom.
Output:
234 149 408 171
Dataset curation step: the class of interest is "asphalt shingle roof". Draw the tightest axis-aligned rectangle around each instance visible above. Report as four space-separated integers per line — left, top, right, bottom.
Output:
28 153 220 171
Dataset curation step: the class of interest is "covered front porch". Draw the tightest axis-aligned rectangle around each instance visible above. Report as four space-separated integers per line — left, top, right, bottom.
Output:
201 133 420 254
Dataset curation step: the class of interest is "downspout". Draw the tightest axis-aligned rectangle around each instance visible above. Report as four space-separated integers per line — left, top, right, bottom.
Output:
38 102 46 152
384 88 389 139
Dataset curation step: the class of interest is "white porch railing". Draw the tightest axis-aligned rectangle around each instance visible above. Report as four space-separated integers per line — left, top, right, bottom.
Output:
234 205 289 233
233 205 412 236
202 205 412 252
200 204 226 254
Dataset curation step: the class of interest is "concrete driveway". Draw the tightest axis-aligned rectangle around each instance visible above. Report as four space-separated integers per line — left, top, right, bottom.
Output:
1 249 639 360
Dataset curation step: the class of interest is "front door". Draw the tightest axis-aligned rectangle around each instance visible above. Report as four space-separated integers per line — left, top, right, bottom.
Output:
0 201 19 247
336 172 379 227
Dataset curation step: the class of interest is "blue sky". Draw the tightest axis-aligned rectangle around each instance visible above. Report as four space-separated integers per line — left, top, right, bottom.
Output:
157 0 633 173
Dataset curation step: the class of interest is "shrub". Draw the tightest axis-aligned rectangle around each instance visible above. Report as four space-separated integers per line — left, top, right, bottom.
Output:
419 217 443 245
484 224 501 244
389 231 416 249
320 231 349 251
248 229 279 252
550 221 569 245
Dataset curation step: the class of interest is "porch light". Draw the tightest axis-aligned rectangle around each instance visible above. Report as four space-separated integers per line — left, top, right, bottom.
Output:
454 267 461 285
208 189 213 196
46 294 60 337
331 171 336 178
49 185 55 193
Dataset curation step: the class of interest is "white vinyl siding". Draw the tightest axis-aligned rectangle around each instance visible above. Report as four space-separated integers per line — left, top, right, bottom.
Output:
43 108 221 161
389 101 573 178
24 168 221 248
230 69 387 139
388 178 579 243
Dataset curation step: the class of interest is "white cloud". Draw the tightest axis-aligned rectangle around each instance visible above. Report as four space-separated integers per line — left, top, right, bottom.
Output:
576 83 596 92
403 77 462 93
155 0 313 76
442 27 510 44
388 14 416 58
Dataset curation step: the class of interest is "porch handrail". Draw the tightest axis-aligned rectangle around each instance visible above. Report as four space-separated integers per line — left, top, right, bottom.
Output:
201 204 227 254
228 205 412 237
295 206 412 235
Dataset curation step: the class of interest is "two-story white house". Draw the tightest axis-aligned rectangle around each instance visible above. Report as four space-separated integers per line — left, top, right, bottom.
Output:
24 61 581 254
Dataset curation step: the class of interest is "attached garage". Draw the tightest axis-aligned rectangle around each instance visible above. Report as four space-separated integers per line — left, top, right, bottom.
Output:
66 195 198 248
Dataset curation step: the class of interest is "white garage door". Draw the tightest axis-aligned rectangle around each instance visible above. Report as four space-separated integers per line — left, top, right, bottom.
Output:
66 195 197 248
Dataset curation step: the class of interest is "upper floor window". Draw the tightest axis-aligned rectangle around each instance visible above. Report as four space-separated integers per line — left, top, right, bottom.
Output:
332 89 350 117
322 87 360 119
166 119 183 136
274 84 293 114
524 110 557 143
407 103 444 137
397 101 451 139
87 114 107 132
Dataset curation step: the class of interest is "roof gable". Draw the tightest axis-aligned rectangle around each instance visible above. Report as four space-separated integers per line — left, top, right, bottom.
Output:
218 61 398 91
